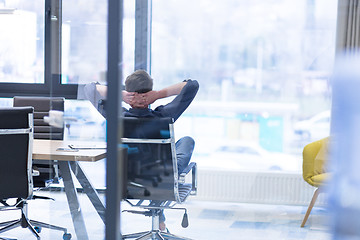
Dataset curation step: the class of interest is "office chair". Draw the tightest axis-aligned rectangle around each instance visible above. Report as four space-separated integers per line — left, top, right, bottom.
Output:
13 96 65 187
0 107 71 240
125 116 172 194
121 117 197 240
301 137 330 227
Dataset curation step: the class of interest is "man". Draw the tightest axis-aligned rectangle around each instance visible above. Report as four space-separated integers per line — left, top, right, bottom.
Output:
94 70 198 230
121 69 199 231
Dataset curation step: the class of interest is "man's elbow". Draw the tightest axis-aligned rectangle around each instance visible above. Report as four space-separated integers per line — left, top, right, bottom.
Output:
189 80 199 92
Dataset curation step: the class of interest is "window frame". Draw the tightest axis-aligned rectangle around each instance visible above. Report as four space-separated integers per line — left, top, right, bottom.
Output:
0 0 78 99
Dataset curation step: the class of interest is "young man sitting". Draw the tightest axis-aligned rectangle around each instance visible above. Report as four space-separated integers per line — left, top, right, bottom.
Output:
97 69 199 231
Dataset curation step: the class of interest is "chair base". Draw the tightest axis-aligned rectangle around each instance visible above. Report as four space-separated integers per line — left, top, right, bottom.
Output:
123 230 193 240
123 207 192 240
0 207 70 240
0 216 40 240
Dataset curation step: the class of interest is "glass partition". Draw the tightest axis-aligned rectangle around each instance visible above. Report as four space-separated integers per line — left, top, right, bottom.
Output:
0 0 341 239
145 1 338 239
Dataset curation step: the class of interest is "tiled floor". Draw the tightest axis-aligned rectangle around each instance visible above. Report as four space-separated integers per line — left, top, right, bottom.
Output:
0 190 331 240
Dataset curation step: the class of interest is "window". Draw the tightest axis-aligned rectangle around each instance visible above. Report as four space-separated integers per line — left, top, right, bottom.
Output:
0 1 44 84
0 1 78 98
62 0 108 85
152 0 337 172
0 0 136 98
62 0 135 85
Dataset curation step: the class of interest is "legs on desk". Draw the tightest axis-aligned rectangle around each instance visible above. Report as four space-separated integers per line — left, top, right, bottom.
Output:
59 161 89 240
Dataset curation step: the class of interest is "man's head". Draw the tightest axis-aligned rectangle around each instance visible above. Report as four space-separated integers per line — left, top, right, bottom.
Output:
125 70 153 93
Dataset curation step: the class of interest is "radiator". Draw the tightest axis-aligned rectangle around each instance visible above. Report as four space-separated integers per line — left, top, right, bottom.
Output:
193 169 326 206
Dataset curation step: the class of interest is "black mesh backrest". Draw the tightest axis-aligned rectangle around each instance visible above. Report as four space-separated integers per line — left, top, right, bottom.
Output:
122 117 177 201
0 107 33 200
13 96 65 140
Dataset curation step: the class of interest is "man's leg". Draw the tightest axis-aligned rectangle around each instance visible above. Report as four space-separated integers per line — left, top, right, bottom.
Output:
159 211 166 231
176 136 195 174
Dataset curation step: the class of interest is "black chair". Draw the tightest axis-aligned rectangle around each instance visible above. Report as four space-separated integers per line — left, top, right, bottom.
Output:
121 117 197 240
0 107 71 240
13 96 65 187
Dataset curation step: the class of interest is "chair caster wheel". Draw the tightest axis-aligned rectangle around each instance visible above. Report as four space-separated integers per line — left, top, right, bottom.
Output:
157 176 162 182
63 233 72 240
144 189 151 196
34 226 42 233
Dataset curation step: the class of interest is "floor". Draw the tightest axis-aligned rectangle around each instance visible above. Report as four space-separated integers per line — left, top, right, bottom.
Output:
0 190 331 240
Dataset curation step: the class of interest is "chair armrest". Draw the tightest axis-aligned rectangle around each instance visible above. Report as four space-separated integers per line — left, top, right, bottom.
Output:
179 162 197 195
180 162 196 176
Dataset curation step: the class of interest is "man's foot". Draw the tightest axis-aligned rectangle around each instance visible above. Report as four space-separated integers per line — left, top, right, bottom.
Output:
159 222 166 231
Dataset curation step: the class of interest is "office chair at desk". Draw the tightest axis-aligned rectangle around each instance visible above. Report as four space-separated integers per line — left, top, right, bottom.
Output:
0 107 71 240
13 96 65 188
121 117 197 240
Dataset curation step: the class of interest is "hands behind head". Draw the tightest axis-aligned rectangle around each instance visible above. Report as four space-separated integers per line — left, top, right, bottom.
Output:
122 90 158 108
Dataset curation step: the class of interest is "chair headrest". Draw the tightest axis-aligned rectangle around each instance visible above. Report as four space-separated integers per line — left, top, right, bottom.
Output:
122 117 174 139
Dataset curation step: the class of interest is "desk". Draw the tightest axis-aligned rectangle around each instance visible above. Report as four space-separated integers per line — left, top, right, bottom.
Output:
33 139 107 240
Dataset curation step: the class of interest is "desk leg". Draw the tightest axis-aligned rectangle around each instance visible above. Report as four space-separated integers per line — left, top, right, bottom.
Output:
59 161 89 240
69 161 106 223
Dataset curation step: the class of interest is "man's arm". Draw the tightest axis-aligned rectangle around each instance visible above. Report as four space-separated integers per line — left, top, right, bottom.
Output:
96 84 107 98
155 80 199 121
96 84 136 106
139 82 187 106
96 81 196 112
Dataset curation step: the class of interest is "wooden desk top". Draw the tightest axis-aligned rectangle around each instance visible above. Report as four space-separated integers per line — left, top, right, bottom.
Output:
33 139 107 162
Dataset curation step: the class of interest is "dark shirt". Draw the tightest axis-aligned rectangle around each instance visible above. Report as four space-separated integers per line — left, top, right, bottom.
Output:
122 79 199 121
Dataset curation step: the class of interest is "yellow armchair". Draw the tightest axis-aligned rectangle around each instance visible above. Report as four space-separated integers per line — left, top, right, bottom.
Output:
301 137 330 227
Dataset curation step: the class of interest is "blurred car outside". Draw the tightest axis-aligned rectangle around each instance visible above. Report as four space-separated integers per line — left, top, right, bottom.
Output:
293 110 331 141
195 141 301 172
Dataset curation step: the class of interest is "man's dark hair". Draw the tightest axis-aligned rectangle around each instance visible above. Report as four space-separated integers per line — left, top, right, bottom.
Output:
125 70 153 93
